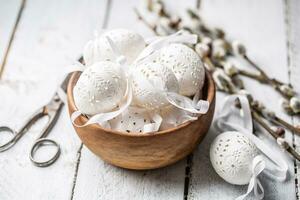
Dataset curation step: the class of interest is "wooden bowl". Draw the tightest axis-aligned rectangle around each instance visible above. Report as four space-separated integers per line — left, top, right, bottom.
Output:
67 70 216 170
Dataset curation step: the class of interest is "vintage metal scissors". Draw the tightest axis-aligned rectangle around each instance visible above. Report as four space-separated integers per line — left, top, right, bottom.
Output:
0 74 72 167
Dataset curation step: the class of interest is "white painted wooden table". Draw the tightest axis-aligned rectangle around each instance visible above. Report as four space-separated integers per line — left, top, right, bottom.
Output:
0 0 299 199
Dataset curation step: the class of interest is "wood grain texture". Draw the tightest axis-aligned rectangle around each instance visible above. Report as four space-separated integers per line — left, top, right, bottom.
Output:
285 0 300 199
71 0 198 199
0 0 298 199
189 0 297 199
0 0 23 77
0 0 107 199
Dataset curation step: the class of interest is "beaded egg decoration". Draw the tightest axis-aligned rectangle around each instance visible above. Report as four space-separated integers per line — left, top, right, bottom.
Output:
83 29 146 66
131 62 179 110
156 43 205 96
109 107 152 133
210 131 259 185
73 61 127 115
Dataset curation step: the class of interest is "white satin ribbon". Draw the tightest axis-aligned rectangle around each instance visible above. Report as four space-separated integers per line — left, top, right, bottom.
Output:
133 68 209 115
56 61 86 103
143 113 163 133
236 155 265 200
134 30 198 65
214 94 288 200
166 92 209 114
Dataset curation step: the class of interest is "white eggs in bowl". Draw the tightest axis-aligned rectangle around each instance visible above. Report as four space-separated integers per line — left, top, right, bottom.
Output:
83 29 146 66
131 62 179 110
73 61 127 115
156 43 205 96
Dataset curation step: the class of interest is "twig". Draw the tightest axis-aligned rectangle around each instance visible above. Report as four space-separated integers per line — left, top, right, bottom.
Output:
252 111 300 161
273 116 300 135
134 8 158 34
243 54 290 98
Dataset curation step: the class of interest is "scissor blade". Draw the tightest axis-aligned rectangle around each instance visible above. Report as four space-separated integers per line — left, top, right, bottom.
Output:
60 73 72 93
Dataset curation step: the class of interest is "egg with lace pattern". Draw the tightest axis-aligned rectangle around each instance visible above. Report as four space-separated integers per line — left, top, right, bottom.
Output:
210 131 259 185
131 62 179 110
156 43 205 96
83 29 146 66
73 61 127 115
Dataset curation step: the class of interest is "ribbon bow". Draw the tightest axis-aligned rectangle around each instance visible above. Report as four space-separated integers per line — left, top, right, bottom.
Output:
214 94 288 200
134 30 198 64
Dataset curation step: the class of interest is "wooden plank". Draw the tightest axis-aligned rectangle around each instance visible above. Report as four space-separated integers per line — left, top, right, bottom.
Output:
73 145 187 200
0 0 108 199
0 0 23 77
189 0 296 199
285 0 300 199
72 1 196 200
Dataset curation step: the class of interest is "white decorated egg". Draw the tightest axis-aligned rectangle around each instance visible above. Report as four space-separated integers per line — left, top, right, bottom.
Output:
73 61 127 115
131 62 179 110
109 107 152 133
156 43 205 96
210 131 259 185
83 29 146 66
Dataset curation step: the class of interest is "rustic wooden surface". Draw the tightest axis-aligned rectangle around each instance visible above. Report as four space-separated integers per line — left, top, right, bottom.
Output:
0 0 299 199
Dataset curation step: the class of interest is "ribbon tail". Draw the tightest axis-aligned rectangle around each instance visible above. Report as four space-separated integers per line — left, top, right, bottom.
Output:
235 177 255 200
143 113 162 133
166 92 209 114
71 80 133 128
235 155 265 200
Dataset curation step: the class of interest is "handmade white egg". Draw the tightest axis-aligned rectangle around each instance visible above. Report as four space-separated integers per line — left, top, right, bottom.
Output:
156 43 205 96
131 62 179 110
73 61 127 115
83 29 146 65
109 107 152 133
210 131 259 185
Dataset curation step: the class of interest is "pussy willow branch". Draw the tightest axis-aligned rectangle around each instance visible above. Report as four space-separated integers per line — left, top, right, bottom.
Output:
134 1 300 161
252 111 300 161
134 8 158 34
212 56 300 135
242 54 291 98
186 9 296 100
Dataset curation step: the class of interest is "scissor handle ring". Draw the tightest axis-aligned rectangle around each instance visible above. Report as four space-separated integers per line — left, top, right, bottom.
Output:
29 138 61 167
0 126 17 152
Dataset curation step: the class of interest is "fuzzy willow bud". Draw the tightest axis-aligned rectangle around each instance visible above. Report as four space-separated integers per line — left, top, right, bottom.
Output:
212 69 235 92
280 99 293 114
224 62 238 76
201 36 212 46
277 137 289 150
279 84 295 98
232 40 246 56
195 43 210 58
290 97 300 114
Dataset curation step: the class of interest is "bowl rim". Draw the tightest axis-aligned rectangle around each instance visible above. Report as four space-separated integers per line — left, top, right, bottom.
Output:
67 69 215 137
